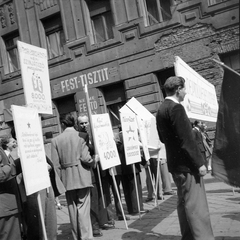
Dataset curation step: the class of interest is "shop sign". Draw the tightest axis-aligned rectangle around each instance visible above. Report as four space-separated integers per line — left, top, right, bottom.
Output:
51 64 120 98
75 88 101 115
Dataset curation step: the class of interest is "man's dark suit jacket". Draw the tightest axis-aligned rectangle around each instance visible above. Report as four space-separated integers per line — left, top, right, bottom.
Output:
0 147 22 217
156 99 205 173
192 128 207 162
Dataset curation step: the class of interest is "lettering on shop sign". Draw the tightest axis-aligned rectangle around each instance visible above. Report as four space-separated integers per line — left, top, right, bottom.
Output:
51 66 119 98
61 68 108 92
75 88 101 115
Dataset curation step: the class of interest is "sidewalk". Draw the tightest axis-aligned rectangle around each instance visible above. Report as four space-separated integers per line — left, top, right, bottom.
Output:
56 173 240 240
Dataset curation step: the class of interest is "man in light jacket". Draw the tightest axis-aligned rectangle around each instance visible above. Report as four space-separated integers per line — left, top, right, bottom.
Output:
51 113 98 240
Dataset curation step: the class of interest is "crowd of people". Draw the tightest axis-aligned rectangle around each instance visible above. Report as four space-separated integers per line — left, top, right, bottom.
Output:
0 76 214 240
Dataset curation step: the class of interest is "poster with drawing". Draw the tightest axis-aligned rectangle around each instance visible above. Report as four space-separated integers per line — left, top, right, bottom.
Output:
17 41 52 114
92 113 121 170
11 105 51 195
120 112 141 165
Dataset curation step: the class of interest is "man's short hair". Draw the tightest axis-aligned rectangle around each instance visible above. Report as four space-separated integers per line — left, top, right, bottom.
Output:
60 113 75 127
164 76 185 96
0 135 11 150
193 120 200 127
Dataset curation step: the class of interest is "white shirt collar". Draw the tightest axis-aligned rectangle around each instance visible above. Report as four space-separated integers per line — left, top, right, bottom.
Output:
165 96 179 104
4 149 10 157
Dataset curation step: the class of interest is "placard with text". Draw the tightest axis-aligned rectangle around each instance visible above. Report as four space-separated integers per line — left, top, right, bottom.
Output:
120 112 141 165
92 113 121 170
17 41 52 114
12 105 51 195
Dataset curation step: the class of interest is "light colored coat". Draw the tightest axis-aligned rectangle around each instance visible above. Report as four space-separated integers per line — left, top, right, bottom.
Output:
51 127 94 191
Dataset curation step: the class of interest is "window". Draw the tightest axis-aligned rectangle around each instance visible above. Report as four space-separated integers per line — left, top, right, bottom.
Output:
220 51 240 73
208 0 228 6
85 0 114 44
2 32 20 74
102 82 126 130
139 0 172 27
42 14 65 59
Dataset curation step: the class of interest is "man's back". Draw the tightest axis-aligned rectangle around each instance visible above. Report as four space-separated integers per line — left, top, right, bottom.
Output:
51 128 94 191
156 99 204 173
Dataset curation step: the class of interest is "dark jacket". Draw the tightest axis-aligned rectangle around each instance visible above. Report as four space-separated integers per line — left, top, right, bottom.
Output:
156 99 205 173
0 147 22 217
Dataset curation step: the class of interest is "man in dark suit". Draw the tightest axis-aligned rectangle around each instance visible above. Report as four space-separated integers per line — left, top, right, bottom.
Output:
77 114 114 237
0 138 22 240
156 76 214 240
192 120 207 167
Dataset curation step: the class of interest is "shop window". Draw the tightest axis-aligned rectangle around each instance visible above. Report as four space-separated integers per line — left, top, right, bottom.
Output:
42 13 65 59
220 50 240 73
84 0 114 44
102 82 126 130
156 67 175 99
139 0 172 27
1 32 20 74
208 0 228 6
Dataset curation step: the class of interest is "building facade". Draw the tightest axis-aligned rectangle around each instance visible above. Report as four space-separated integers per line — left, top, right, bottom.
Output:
0 0 239 142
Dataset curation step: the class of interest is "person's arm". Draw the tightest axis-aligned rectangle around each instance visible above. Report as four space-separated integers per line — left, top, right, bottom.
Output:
51 139 61 177
80 139 97 168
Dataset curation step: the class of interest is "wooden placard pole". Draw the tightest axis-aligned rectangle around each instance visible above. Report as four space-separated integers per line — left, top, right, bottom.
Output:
37 191 48 240
110 168 128 229
84 85 105 208
132 164 141 219
147 165 157 206
154 152 161 210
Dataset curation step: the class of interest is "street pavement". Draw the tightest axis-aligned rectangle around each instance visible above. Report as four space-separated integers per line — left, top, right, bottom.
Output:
56 172 240 240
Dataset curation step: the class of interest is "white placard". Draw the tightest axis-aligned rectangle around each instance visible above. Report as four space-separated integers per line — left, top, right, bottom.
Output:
136 116 150 161
92 113 121 170
120 112 141 165
174 56 218 122
120 97 160 150
17 41 52 114
11 105 51 195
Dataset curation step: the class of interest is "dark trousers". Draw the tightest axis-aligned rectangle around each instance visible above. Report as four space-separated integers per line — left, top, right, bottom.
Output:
0 214 22 240
121 173 143 214
24 187 57 240
172 172 214 240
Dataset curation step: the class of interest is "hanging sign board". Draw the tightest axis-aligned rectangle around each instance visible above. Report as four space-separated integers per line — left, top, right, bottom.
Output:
17 41 52 114
174 56 218 122
120 112 141 165
75 88 101 115
92 113 121 170
11 105 51 195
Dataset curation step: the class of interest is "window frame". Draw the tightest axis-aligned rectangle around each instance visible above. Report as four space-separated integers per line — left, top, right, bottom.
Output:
83 0 115 44
138 0 172 27
41 13 65 59
1 31 20 74
208 0 228 6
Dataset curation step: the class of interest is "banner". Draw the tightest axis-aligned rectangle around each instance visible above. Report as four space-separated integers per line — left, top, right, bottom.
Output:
120 112 141 165
92 113 121 170
212 68 240 187
17 41 52 114
11 105 51 195
174 56 218 122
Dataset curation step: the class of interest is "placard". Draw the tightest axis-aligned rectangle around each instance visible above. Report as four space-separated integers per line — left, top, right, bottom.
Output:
120 97 159 150
17 41 52 114
92 113 121 170
11 105 51 195
174 56 218 122
120 112 141 165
